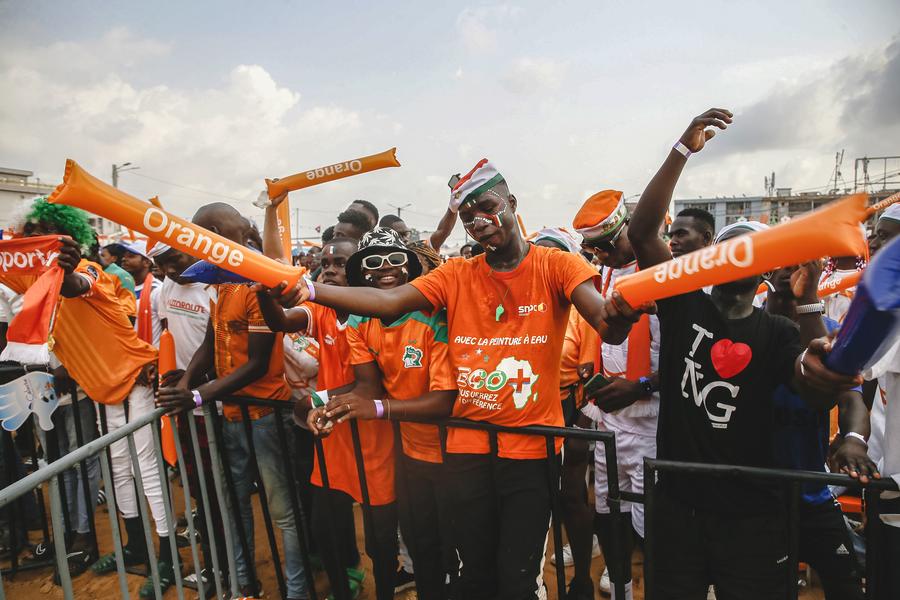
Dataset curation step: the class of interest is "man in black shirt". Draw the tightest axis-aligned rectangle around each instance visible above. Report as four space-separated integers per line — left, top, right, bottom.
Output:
627 109 864 599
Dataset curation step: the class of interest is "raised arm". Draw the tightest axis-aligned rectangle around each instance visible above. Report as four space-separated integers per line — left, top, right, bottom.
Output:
429 208 458 252
266 279 433 320
629 109 733 270
261 191 290 261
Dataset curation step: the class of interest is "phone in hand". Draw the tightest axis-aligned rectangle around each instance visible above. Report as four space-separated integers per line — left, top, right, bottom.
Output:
583 373 611 399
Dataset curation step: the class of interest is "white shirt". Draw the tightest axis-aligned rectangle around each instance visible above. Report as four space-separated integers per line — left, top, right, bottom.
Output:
820 269 857 324
587 261 660 437
864 338 900 525
0 284 22 324
157 278 211 370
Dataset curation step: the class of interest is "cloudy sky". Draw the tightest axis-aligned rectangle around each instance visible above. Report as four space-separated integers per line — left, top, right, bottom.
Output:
1 1 898 244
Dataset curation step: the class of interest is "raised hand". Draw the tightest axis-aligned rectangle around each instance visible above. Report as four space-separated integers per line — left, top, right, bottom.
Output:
678 108 733 153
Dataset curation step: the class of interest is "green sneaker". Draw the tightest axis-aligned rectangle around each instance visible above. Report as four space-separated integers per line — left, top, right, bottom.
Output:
138 560 176 599
327 576 361 600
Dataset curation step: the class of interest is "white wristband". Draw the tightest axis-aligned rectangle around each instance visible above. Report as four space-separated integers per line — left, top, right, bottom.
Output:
843 431 868 447
673 141 692 158
795 302 825 315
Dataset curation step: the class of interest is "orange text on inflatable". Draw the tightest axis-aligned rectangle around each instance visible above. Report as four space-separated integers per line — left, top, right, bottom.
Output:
614 193 870 307
265 148 400 198
48 160 305 289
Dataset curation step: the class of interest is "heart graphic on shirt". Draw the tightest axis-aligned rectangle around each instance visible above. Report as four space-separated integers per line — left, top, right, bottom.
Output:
710 339 752 379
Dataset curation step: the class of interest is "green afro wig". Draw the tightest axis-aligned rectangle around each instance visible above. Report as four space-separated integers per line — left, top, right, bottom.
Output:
25 197 95 252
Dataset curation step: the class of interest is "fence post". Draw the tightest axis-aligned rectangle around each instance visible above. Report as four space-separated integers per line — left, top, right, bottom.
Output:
602 436 628 600
151 419 186 600
126 430 163 600
545 435 566 598
864 489 882 600
207 403 258 593
199 405 240 598
48 464 74 600
273 407 319 600
97 440 130 599
643 459 656 600
238 404 288 600
169 413 206 600
69 385 99 553
314 437 352 600
787 481 800 600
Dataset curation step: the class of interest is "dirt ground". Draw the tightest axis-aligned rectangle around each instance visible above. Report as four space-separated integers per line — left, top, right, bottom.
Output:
3 484 828 600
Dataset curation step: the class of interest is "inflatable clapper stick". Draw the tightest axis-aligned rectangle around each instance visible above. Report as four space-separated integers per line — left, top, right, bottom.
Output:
158 329 178 466
614 193 870 307
826 235 900 375
49 160 305 288
265 148 400 198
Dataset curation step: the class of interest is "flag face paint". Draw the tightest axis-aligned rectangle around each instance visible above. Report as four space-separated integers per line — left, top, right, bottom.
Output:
614 194 870 306
265 148 401 198
48 160 305 289
0 371 58 431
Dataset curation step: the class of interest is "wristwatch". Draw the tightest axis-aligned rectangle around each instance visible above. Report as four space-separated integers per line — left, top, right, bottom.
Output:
638 376 655 396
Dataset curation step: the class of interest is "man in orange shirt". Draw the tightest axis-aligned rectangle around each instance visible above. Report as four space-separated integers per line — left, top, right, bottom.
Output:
269 161 643 599
319 228 458 600
7 199 167 592
157 204 307 600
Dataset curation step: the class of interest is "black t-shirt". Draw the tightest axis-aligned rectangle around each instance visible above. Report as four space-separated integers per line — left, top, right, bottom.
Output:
656 290 802 515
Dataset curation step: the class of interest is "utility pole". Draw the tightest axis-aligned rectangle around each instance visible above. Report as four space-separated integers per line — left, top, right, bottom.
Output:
388 203 412 218
111 162 139 188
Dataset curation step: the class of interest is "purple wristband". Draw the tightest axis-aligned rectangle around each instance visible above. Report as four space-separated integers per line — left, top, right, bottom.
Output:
305 278 316 302
191 389 203 409
373 399 384 419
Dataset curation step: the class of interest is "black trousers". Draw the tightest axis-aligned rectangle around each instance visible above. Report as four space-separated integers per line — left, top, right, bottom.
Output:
650 493 787 600
396 454 456 600
311 486 398 600
877 496 900 600
798 500 863 600
444 453 552 600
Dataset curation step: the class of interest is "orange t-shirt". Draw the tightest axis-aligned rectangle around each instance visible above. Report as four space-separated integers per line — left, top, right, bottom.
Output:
410 244 598 458
300 303 395 506
346 309 454 464
0 260 156 404
211 284 291 421
560 309 598 389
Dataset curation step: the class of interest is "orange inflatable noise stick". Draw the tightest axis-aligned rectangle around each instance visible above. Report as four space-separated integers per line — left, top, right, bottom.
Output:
49 160 305 289
614 193 870 307
866 191 900 217
158 329 178 467
817 270 862 298
265 148 400 198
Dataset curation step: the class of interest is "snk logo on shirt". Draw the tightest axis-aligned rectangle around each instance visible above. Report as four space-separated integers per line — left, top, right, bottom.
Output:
403 345 423 368
324 334 336 346
681 324 750 429
517 302 547 317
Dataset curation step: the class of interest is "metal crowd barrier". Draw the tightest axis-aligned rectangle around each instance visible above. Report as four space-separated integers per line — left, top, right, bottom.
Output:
642 459 899 600
2 390 898 600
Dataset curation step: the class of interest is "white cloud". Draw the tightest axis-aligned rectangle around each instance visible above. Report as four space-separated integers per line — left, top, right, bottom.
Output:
502 57 568 93
456 4 520 52
0 30 382 221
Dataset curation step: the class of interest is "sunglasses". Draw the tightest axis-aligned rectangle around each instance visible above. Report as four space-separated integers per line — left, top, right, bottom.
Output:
362 251 408 270
585 224 625 254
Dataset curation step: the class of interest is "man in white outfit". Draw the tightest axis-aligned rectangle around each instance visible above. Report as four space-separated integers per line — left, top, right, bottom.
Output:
574 190 660 600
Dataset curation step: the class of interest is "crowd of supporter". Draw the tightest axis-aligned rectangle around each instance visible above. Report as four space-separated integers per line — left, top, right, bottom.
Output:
1 109 899 600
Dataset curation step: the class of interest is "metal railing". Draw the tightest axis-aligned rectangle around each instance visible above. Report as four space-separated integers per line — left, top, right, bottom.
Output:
1 391 897 599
